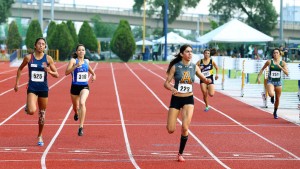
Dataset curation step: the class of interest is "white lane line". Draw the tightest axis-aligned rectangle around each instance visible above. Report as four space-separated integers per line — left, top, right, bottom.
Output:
0 68 18 75
0 75 67 126
0 64 67 96
138 63 300 160
110 63 140 169
127 63 230 169
41 63 99 169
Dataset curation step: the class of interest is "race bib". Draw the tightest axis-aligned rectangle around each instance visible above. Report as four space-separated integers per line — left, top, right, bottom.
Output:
270 71 280 78
178 83 193 93
202 70 211 77
31 71 45 82
77 72 88 82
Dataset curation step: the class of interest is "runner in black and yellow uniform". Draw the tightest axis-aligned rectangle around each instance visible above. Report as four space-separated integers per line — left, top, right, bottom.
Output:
257 48 289 119
196 49 219 112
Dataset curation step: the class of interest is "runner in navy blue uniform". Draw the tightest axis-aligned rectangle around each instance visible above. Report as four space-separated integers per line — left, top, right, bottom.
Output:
196 49 219 112
164 44 211 162
14 37 59 146
257 48 289 119
65 44 96 136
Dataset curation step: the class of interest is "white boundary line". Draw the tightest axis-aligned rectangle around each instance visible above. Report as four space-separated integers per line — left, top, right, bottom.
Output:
0 75 67 126
110 63 140 169
128 63 230 169
41 106 73 169
0 64 67 96
41 63 99 169
138 63 300 160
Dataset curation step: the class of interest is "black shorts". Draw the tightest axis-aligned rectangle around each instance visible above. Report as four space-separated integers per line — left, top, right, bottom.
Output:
70 84 89 95
27 90 48 98
200 75 214 84
169 95 194 110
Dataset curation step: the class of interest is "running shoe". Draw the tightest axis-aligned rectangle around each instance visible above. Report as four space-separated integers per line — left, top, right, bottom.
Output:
177 153 185 162
74 114 78 121
273 112 278 119
204 107 210 112
37 137 44 146
78 127 83 136
25 105 28 114
270 96 274 104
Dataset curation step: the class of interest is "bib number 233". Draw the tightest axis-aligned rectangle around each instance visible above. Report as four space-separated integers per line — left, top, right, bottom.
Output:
178 83 192 93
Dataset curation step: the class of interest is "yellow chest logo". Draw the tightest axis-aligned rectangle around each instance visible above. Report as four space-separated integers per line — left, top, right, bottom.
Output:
180 71 192 84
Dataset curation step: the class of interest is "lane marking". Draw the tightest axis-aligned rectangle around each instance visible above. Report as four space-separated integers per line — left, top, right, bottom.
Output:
0 75 67 126
41 63 99 169
0 64 67 96
138 63 300 160
111 63 140 169
127 63 230 169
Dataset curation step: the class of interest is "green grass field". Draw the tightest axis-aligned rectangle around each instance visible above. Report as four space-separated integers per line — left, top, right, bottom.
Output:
224 69 298 92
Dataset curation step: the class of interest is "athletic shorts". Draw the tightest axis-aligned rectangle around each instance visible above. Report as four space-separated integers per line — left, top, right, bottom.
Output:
70 84 90 95
200 75 214 84
169 95 194 110
27 90 48 98
267 80 282 87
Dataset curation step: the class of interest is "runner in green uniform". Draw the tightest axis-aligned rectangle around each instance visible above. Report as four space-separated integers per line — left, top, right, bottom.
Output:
257 48 289 119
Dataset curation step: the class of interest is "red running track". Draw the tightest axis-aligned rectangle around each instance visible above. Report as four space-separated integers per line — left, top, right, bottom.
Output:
0 62 299 169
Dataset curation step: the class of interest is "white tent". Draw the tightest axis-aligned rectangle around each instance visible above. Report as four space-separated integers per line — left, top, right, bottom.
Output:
135 39 153 46
154 32 195 44
197 19 274 44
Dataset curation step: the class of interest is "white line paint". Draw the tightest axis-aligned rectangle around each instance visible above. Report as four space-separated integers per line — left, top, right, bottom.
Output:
110 63 140 169
41 63 99 169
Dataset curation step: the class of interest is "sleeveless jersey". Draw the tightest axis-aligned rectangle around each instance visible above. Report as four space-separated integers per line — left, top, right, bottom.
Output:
199 59 213 78
27 54 49 91
268 59 282 82
173 61 196 93
71 59 89 85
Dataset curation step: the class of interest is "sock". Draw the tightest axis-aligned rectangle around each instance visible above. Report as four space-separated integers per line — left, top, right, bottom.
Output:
274 108 278 114
178 135 188 154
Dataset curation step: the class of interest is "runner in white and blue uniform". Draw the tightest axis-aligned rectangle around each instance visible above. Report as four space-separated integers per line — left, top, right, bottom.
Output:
65 44 96 136
164 44 211 162
14 37 59 146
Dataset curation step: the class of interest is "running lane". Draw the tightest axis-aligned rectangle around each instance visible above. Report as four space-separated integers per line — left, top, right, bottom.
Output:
137 63 300 169
44 63 135 169
0 62 71 169
113 63 226 169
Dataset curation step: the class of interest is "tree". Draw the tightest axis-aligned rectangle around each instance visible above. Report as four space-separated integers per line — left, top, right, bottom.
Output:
66 20 78 49
46 21 57 49
7 21 22 49
50 22 74 60
0 0 14 24
209 0 278 35
91 15 117 38
110 20 136 62
78 21 98 52
133 0 201 35
25 20 42 50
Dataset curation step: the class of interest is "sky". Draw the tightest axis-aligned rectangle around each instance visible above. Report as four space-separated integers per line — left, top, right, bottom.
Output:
60 0 300 15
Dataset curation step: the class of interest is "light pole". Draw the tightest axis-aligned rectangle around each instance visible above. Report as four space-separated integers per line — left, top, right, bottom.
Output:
51 0 54 21
279 0 283 42
39 0 43 30
142 0 146 53
163 0 168 61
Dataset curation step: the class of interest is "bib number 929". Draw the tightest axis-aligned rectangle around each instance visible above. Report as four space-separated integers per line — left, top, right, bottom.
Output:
178 83 192 93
